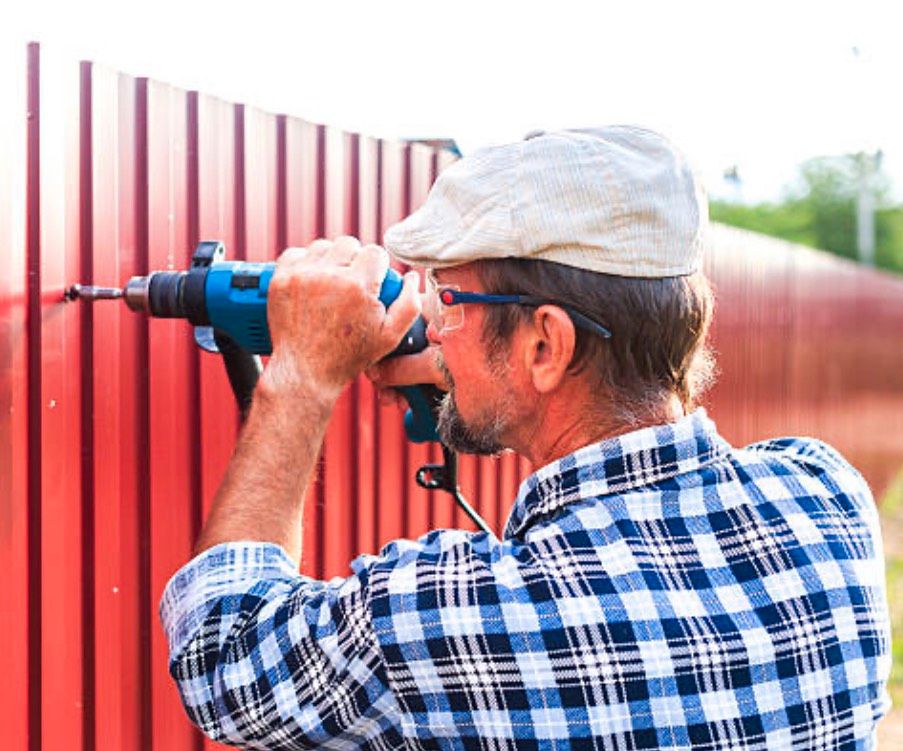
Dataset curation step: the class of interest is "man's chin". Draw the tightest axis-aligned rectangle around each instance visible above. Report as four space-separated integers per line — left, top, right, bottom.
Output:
437 393 507 456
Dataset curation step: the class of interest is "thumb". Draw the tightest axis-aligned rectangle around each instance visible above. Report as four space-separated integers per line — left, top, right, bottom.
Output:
377 271 422 356
367 347 447 389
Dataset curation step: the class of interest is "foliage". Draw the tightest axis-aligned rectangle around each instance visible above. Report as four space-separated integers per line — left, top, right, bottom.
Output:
876 207 903 271
711 154 903 274
880 472 903 708
885 553 903 707
710 199 818 247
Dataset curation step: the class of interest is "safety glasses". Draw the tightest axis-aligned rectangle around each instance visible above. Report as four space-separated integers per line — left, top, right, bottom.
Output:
425 274 612 339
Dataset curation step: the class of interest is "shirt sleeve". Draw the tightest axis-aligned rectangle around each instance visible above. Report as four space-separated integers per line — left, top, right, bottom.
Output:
159 542 404 750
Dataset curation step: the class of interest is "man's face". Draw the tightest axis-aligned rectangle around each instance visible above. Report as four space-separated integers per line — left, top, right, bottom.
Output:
427 265 526 455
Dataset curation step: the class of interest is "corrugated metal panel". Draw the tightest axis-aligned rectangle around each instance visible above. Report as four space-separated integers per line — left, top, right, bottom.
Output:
0 36 30 751
3 43 903 750
89 60 131 751
37 46 85 751
706 223 903 492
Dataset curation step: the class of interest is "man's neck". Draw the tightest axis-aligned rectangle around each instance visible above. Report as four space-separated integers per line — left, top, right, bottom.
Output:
516 393 686 469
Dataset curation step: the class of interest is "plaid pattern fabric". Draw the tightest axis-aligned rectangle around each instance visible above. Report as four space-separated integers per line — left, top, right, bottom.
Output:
161 409 891 749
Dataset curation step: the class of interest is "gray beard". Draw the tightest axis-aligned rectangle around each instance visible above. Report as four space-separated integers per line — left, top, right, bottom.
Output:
436 392 507 455
435 353 509 456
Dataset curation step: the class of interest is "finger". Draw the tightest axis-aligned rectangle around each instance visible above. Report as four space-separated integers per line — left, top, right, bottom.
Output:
351 244 390 295
326 235 361 265
367 347 446 389
277 246 307 265
377 271 424 356
306 238 333 257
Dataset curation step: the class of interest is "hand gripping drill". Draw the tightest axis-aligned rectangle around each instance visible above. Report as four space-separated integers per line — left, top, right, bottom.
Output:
66 241 493 533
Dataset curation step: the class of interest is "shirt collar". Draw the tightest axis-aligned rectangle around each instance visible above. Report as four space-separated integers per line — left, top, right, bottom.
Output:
503 408 731 540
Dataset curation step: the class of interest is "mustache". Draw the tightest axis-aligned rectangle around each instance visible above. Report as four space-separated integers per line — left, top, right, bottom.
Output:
436 351 455 390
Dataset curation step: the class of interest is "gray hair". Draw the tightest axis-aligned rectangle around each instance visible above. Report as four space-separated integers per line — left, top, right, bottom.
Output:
474 258 717 427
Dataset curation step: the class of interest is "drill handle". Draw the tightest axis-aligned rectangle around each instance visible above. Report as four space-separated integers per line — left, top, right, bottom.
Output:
397 384 444 443
213 330 263 422
384 314 442 443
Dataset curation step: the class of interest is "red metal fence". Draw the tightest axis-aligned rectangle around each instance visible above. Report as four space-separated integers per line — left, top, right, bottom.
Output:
2 43 903 751
706 223 903 494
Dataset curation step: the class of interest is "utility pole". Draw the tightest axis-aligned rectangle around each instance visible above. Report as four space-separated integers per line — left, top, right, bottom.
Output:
856 150 881 267
851 46 880 267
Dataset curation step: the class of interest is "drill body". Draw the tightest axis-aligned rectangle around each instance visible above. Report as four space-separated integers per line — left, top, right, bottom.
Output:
125 259 412 355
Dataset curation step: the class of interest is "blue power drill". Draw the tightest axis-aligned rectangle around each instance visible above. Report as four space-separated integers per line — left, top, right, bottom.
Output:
66 240 442 443
66 240 494 534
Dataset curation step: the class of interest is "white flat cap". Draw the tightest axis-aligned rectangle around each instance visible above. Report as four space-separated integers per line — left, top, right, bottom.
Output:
384 125 708 277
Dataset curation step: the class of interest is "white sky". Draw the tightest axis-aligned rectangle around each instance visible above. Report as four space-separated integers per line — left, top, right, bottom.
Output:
4 0 902 203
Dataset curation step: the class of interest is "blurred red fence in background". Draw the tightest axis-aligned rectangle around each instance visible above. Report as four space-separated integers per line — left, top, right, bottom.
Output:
2 43 903 751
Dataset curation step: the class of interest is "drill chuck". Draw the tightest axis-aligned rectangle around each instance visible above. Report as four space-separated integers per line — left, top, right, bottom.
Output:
122 275 151 312
124 270 204 321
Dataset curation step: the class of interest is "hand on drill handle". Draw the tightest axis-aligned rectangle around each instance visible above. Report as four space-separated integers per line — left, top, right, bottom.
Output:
364 258 450 406
366 346 450 409
260 236 423 402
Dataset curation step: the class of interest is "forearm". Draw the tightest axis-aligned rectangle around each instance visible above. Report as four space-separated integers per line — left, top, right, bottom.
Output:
194 357 339 564
193 238 419 564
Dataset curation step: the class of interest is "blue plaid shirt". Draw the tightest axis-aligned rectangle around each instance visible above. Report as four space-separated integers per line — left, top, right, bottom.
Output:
161 409 891 749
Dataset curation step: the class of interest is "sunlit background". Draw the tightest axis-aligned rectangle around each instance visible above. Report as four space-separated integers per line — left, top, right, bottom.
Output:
3 0 899 196
6 0 900 270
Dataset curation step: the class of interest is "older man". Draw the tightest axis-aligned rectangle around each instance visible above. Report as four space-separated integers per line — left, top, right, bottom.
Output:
161 127 890 749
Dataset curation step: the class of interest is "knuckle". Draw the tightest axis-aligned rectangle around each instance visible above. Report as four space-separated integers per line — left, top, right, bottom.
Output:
269 269 291 290
362 243 385 259
277 250 297 268
308 238 332 253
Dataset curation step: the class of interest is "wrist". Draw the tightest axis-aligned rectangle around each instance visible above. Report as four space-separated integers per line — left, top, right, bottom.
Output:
256 354 342 412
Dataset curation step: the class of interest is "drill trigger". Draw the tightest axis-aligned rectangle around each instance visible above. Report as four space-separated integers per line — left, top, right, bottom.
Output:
194 326 220 353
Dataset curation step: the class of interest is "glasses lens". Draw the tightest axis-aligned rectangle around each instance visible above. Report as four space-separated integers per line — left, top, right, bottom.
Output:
423 277 440 326
425 274 463 333
438 287 464 332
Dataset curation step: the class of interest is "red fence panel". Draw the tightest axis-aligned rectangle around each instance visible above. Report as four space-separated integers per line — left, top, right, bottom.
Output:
3 43 903 751
37 45 85 751
89 61 127 751
0 37 30 751
705 224 903 492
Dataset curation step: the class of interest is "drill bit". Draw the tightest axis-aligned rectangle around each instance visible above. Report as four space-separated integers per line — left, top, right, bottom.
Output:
65 284 124 302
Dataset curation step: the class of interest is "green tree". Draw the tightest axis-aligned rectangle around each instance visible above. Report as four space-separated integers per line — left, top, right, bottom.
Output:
711 153 903 274
877 205 903 271
710 199 816 247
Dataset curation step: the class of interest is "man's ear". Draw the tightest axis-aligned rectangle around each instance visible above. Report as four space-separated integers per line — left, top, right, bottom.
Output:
523 306 576 394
